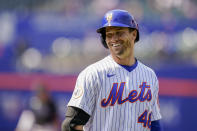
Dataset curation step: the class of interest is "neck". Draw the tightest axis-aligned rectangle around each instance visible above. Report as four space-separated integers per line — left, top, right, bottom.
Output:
111 54 135 66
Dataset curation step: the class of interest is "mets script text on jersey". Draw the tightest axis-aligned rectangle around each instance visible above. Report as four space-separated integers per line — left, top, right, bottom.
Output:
101 82 152 107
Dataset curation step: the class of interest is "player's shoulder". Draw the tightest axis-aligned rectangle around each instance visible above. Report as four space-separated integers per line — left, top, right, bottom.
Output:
78 55 112 77
137 60 157 77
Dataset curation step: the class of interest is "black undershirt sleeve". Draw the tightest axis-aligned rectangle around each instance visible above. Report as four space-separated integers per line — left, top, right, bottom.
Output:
61 106 90 131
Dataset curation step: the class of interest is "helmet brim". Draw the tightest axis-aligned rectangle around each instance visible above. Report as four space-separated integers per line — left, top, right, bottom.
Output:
96 22 131 33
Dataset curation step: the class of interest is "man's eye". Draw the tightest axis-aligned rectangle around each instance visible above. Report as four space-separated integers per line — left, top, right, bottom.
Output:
106 34 112 38
117 32 124 36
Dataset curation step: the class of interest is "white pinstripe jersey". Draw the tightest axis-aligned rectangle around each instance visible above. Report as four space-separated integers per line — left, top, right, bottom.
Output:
68 55 162 131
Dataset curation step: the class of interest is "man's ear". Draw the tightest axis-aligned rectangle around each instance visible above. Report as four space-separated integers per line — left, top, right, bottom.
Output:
132 30 137 41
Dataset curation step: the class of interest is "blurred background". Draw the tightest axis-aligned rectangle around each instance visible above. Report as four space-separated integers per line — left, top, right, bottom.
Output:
0 0 197 130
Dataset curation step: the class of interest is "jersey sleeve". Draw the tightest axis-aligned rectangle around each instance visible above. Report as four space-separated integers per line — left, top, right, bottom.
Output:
67 67 99 116
151 77 162 121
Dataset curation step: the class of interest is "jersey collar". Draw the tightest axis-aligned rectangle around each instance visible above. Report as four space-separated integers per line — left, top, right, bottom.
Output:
108 55 138 72
119 58 138 72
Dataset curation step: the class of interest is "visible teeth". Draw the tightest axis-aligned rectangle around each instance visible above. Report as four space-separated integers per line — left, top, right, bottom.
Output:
112 44 120 47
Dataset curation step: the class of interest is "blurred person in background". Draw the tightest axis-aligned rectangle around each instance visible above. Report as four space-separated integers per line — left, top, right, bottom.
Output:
16 82 60 131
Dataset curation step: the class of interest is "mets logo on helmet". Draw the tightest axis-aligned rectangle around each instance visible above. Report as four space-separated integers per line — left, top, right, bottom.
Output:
106 12 113 26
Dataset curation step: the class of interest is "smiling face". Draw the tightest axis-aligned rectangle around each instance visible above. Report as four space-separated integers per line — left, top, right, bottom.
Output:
105 26 137 61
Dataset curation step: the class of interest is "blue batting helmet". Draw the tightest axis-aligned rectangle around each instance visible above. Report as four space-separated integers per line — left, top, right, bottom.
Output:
97 9 139 48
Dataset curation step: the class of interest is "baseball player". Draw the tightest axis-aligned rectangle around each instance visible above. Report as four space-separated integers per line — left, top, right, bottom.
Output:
62 9 162 131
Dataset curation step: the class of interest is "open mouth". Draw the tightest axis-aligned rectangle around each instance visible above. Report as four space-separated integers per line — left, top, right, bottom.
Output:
112 43 121 47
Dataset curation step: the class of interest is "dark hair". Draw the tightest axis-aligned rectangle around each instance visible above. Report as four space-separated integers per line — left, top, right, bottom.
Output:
129 28 135 32
129 28 138 43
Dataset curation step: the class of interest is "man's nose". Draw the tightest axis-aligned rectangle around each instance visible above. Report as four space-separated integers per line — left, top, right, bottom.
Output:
111 34 119 41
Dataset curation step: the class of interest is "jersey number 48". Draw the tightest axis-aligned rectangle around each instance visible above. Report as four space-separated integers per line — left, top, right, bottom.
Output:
138 110 152 128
